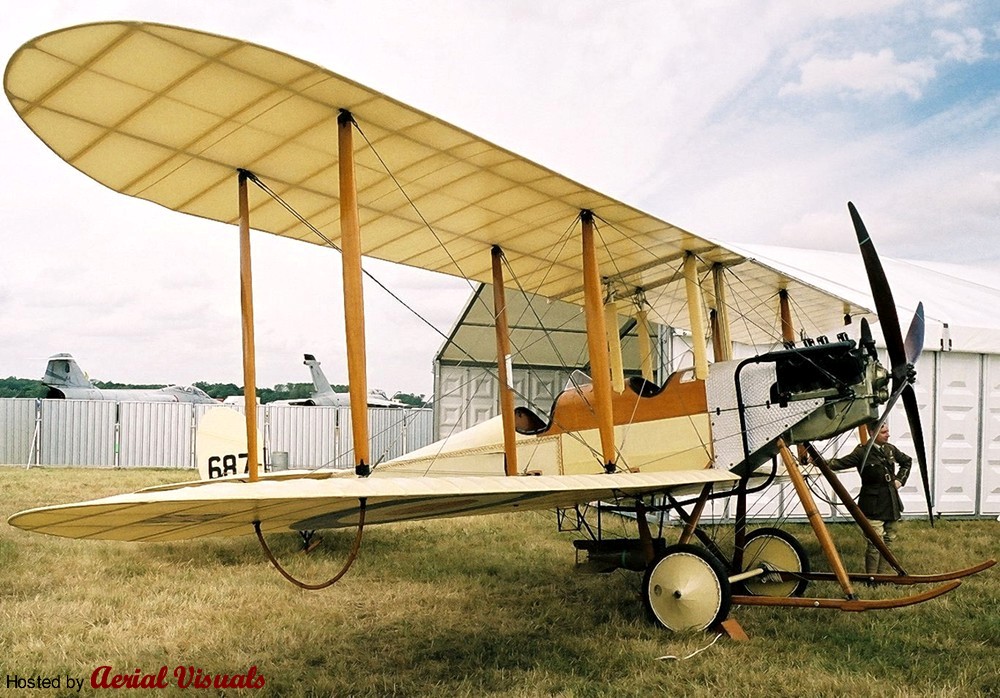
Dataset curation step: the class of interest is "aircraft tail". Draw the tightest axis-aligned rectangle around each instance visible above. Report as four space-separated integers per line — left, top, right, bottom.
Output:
43 354 93 389
303 353 334 395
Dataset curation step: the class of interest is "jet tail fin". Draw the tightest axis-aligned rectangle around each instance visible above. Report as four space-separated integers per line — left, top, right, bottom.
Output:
43 354 93 389
303 353 334 395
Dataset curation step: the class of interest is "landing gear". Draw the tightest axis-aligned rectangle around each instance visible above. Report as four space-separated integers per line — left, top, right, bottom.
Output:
738 527 809 597
643 544 731 632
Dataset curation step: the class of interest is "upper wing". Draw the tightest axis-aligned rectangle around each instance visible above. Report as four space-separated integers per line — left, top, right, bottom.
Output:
5 22 869 344
7 469 739 542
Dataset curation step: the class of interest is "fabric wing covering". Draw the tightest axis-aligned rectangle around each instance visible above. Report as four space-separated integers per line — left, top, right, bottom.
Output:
6 21 870 345
7 470 740 541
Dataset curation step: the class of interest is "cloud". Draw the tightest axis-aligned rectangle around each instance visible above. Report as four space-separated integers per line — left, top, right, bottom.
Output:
779 49 937 99
932 27 986 62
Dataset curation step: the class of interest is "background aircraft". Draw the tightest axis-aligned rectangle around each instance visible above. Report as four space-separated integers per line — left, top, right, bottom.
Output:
42 353 217 404
278 354 408 407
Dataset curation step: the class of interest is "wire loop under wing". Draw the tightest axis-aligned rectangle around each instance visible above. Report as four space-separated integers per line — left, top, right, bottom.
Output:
253 498 367 590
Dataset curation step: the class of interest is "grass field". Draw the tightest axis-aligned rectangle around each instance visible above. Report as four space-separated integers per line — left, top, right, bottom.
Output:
1 466 997 697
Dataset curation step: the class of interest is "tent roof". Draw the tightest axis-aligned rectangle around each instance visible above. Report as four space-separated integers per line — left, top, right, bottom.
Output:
729 244 1000 354
436 283 650 370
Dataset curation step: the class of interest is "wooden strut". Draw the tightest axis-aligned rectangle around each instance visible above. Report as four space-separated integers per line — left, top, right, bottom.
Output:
254 499 367 590
635 308 655 382
732 475 749 573
778 440 857 599
711 263 732 362
683 253 709 380
665 491 730 565
580 211 617 471
778 290 809 466
605 292 626 394
678 483 713 545
338 110 371 477
635 499 656 565
237 171 259 482
805 442 907 575
490 246 518 476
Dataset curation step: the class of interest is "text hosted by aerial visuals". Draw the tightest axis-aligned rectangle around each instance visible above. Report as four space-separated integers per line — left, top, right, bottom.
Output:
6 665 266 691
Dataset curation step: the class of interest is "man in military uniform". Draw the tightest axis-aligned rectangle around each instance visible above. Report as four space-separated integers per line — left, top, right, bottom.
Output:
830 421 912 574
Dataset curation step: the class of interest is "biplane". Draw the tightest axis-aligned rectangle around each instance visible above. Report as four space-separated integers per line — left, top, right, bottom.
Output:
6 22 993 633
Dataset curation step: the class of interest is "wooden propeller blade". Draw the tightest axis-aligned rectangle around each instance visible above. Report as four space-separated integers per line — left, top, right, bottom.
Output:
860 316 873 343
850 202 932 525
904 301 925 365
902 383 934 526
849 202 906 371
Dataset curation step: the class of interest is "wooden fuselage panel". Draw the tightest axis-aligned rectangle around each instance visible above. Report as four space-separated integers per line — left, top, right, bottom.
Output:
376 371 713 477
541 371 708 436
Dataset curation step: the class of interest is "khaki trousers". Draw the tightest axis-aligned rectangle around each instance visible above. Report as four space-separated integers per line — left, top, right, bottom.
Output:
865 519 899 574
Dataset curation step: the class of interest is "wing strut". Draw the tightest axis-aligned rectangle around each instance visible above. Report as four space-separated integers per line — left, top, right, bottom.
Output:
581 211 617 472
237 170 260 482
778 289 795 344
711 264 733 361
338 110 371 477
636 306 656 381
605 291 626 393
490 246 518 476
683 254 709 379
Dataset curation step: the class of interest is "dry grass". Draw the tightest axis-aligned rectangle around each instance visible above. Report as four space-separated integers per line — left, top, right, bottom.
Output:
0 466 997 697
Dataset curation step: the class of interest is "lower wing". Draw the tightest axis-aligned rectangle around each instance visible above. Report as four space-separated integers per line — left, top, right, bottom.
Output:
8 469 739 542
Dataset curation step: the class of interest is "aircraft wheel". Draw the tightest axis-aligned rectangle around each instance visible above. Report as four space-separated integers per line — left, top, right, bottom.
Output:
643 544 731 632
738 527 810 597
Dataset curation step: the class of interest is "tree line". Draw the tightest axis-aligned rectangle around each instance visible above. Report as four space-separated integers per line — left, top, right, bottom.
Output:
0 376 427 406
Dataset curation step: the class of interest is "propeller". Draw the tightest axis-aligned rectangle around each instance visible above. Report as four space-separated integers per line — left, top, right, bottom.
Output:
849 202 933 525
904 302 925 365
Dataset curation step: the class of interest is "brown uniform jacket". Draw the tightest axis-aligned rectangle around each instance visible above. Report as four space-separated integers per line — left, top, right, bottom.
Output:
830 441 912 522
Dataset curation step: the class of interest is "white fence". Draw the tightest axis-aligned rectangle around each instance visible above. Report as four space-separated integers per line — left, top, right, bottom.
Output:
0 399 433 471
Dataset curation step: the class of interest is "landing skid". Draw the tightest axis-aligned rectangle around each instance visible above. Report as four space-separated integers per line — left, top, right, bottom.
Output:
790 559 996 586
732 580 961 611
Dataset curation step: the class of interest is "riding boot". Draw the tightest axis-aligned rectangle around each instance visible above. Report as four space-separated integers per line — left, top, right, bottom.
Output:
865 543 880 575
877 529 894 574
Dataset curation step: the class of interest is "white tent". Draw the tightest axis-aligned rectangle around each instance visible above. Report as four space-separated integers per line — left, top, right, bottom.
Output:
720 244 1000 518
730 244 1000 355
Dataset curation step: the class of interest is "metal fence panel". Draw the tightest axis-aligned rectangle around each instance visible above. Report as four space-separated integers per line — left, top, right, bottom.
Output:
118 401 193 468
40 399 116 466
267 405 341 470
0 398 37 465
369 408 434 466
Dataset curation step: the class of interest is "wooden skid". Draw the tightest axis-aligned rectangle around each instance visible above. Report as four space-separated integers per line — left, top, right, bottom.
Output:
786 559 995 586
732 580 960 611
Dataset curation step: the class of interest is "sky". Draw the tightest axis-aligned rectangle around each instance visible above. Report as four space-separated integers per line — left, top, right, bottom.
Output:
1 0 997 396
